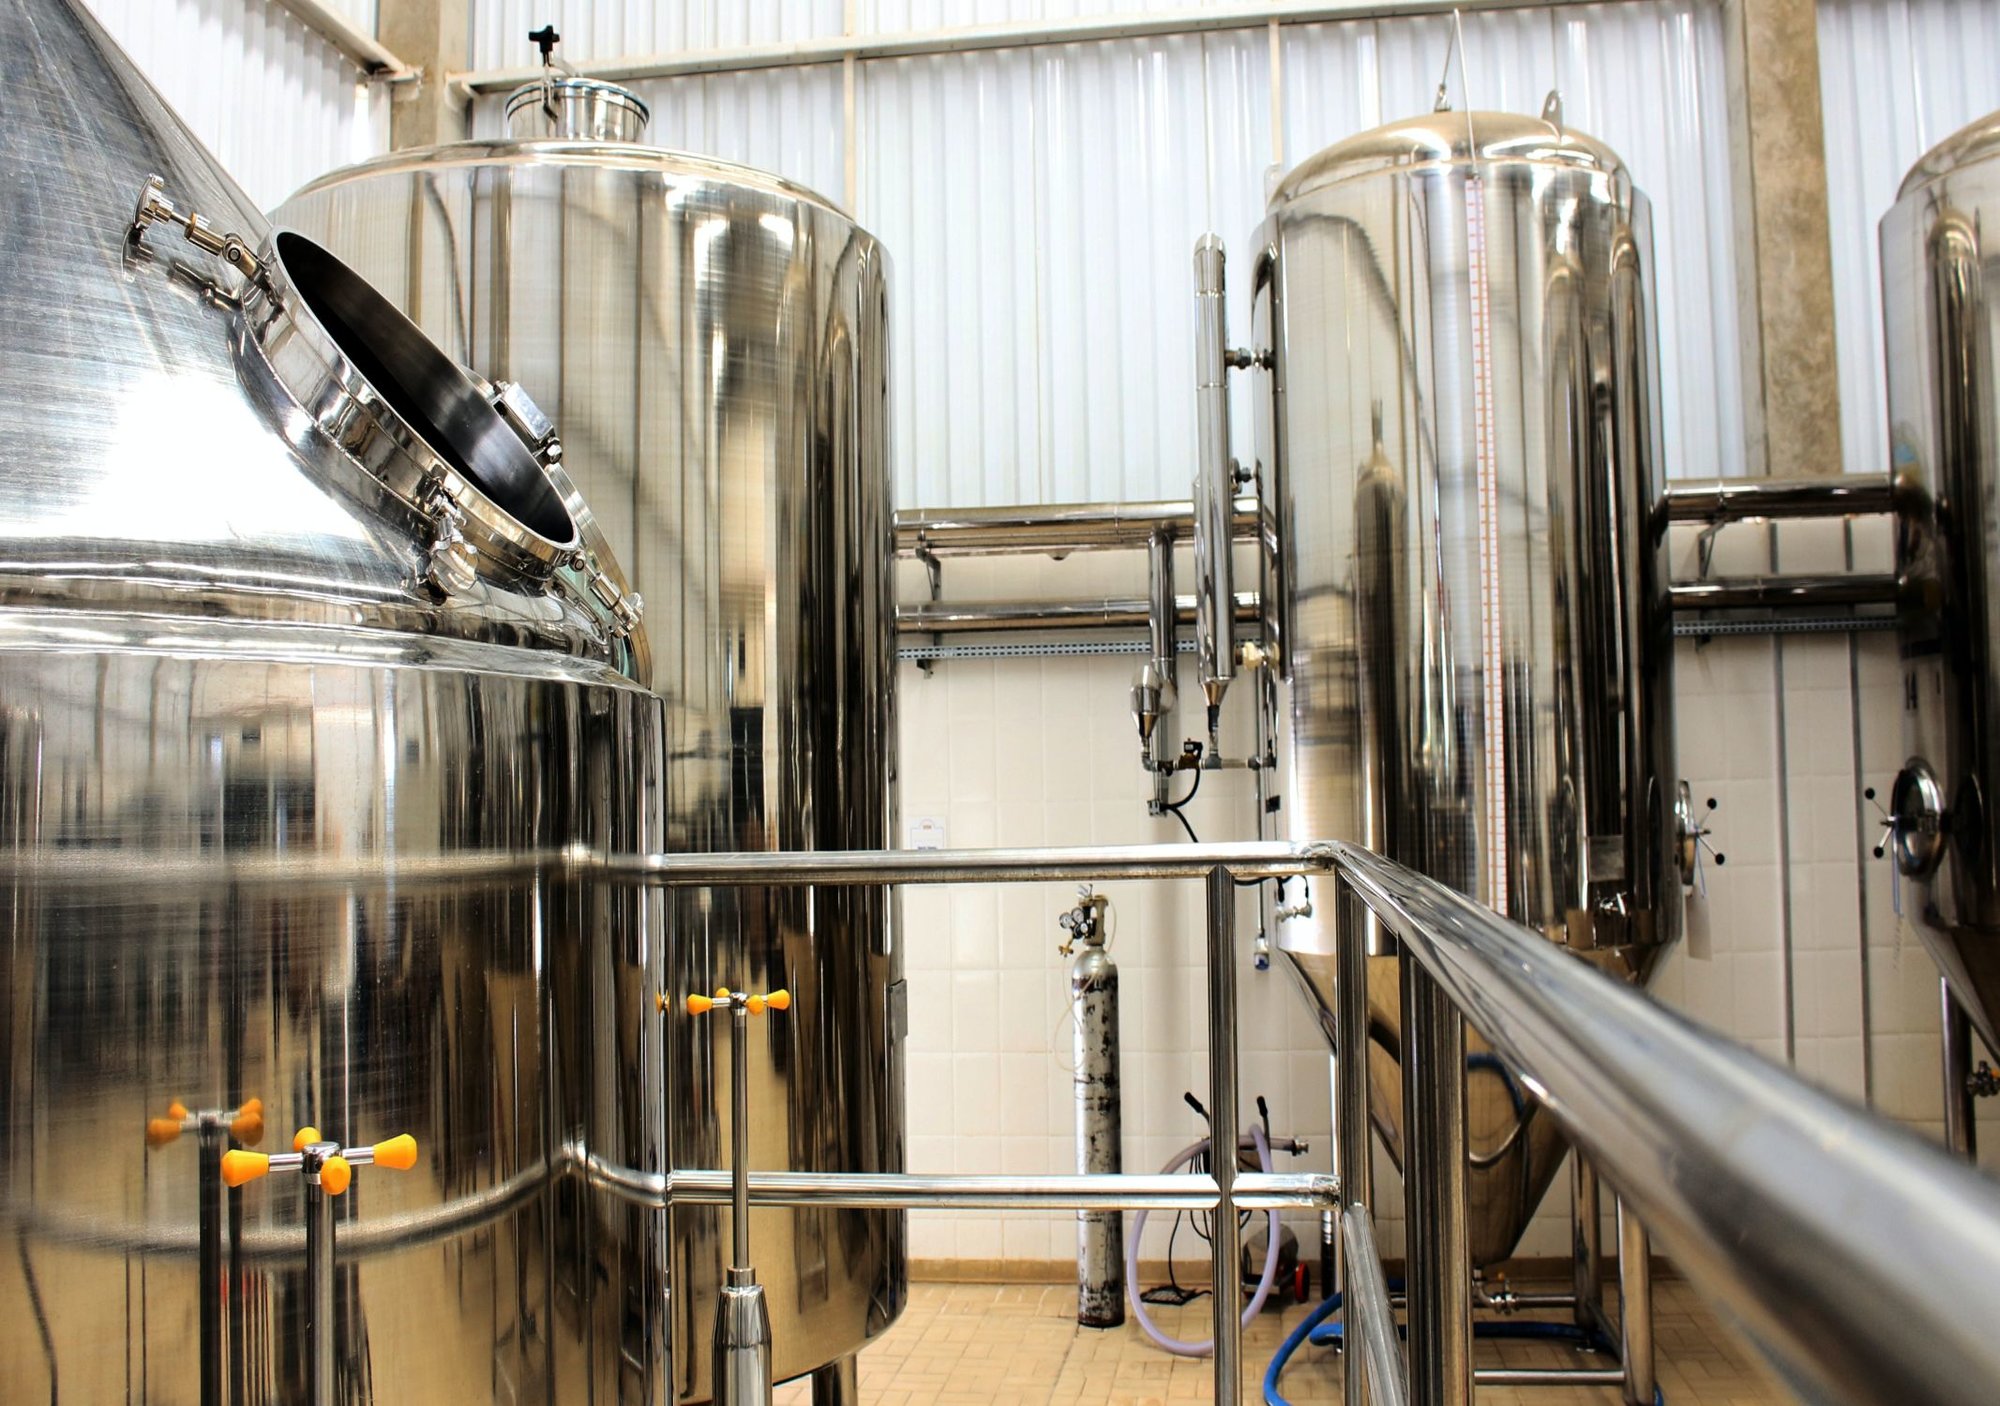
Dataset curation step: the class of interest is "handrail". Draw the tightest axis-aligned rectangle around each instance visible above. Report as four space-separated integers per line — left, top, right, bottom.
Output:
1329 839 2000 1406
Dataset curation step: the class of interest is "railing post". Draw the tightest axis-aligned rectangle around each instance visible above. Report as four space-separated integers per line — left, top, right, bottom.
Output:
1399 957 1472 1406
1336 872 1374 1406
1573 1155 1609 1343
1205 866 1242 1404
1617 1196 1656 1406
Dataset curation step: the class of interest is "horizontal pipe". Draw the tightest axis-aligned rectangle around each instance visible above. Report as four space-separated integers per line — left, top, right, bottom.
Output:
0 841 1330 893
1342 1206 1408 1406
667 1169 1336 1212
1475 1368 1627 1386
269 0 416 79
896 499 1258 557
1329 840 2000 1406
588 840 1334 887
454 0 1604 92
1663 474 1893 523
897 592 1258 635
1667 573 1897 612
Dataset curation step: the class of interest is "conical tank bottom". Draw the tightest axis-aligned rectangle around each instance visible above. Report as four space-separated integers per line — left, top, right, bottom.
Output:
1284 935 1665 1268
1916 925 2000 1058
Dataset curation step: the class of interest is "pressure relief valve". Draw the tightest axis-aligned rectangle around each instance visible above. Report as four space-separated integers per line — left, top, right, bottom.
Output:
667 987 793 1406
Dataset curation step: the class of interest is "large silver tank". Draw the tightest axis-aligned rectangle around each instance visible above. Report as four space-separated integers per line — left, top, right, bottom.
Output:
1254 112 1683 1265
2 1 666 1401
1884 111 2000 1055
274 92 903 1400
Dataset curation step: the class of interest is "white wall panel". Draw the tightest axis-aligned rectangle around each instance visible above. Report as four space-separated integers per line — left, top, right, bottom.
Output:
470 0 846 69
1819 0 2000 476
861 51 1044 509
82 0 389 209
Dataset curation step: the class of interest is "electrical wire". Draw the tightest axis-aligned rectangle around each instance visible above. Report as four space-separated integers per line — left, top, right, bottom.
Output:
1161 762 1203 843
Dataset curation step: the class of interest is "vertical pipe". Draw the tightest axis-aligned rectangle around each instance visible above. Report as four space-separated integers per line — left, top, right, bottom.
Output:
1148 526 1178 811
1194 237 1236 737
1399 959 1471 1406
1943 980 1978 1161
307 1177 334 1406
1616 1198 1655 1406
197 1130 222 1406
1571 1156 1606 1341
732 999 751 1269
1204 866 1242 1404
1149 527 1178 700
1337 876 1374 1406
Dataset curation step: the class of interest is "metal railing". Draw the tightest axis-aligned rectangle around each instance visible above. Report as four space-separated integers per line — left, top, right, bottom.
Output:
45 837 1998 1400
603 839 2000 1406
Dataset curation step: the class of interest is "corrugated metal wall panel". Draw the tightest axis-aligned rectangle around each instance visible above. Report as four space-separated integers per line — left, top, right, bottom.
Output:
469 1 847 70
1819 0 2000 477
861 0 1215 30
82 0 389 209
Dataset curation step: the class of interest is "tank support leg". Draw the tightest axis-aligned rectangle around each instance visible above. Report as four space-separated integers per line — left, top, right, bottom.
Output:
810 1353 858 1405
1401 954 1472 1406
1616 1197 1655 1406
1943 979 1978 1161
1572 1156 1613 1346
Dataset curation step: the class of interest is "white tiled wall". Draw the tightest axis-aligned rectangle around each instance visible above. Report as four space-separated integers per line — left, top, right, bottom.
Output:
897 516 1999 1277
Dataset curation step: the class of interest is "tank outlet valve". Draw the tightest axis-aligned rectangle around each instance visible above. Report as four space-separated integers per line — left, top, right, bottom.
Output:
222 1126 416 1406
676 988 792 1406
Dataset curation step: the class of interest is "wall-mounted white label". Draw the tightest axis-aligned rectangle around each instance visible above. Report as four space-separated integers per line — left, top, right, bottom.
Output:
906 816 946 850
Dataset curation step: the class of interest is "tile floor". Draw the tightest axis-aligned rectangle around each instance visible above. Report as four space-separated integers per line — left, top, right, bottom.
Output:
775 1276 1788 1405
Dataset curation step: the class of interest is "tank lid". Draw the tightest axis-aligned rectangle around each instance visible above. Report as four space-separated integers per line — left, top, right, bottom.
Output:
505 75 651 143
1896 108 2000 199
1273 110 1628 205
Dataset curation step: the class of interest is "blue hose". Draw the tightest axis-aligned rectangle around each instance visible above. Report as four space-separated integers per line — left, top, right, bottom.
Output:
1261 1292 1340 1406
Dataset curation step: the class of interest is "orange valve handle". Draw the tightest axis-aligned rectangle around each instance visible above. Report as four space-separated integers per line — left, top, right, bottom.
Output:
146 1116 184 1148
231 1098 265 1146
371 1134 418 1171
293 1126 321 1153
221 1150 270 1187
686 993 716 1016
765 989 791 1012
319 1155 353 1197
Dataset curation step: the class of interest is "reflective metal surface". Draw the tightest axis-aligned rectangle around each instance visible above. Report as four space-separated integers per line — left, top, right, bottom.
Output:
277 129 903 1400
1885 108 2000 1052
1332 838 2000 1406
0 3 667 1401
1254 111 1680 1264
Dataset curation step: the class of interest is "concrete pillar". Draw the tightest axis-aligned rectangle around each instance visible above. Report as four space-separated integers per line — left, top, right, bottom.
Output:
1722 0 1843 479
379 0 470 150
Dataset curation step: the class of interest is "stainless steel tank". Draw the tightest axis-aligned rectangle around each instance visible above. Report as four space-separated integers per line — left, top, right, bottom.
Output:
1884 110 2000 1057
2 1 666 1401
1250 110 1684 1265
274 87 903 1401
